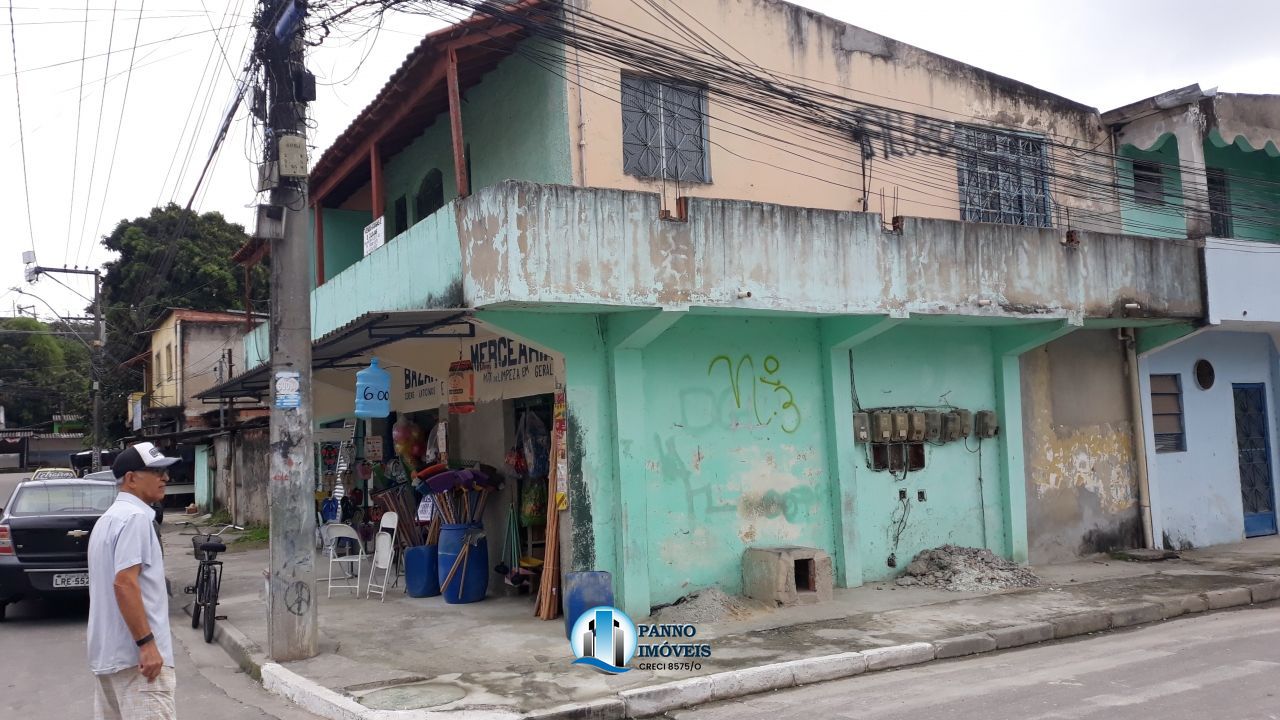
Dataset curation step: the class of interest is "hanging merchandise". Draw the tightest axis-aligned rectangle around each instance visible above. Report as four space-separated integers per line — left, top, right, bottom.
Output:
355 357 392 418
520 476 547 527
515 412 550 478
553 387 569 510
448 359 476 414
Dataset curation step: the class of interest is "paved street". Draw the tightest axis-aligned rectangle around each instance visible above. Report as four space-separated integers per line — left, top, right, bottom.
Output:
0 593 318 720
670 605 1280 720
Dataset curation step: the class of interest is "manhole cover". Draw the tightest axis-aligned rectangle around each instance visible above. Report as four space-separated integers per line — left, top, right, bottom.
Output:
358 682 467 710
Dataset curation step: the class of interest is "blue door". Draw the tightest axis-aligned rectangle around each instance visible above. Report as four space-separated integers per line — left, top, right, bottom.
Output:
1233 384 1277 537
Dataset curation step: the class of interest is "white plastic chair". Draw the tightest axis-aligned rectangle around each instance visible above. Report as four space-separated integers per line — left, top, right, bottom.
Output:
324 523 364 598
367 512 398 601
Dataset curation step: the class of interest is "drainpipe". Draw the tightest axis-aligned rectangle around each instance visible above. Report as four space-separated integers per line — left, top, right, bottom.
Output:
1123 327 1155 549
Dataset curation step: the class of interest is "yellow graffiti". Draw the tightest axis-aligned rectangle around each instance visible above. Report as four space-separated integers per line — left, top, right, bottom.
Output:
708 354 802 433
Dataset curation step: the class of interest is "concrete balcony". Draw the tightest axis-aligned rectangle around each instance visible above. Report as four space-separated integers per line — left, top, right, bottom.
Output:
311 180 1204 329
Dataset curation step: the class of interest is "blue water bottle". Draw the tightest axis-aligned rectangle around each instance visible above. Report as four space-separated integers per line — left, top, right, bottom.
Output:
355 357 391 418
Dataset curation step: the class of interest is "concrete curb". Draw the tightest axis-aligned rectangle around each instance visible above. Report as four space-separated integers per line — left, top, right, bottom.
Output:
196 585 1275 720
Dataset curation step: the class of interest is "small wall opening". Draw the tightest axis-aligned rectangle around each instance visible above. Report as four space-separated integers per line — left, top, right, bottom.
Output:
794 558 816 592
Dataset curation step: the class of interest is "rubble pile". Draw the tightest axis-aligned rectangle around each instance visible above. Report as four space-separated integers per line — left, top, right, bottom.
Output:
652 587 752 624
895 544 1041 592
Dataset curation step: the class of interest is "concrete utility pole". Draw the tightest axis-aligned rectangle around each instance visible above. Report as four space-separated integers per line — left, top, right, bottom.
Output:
21 262 105 471
258 0 318 661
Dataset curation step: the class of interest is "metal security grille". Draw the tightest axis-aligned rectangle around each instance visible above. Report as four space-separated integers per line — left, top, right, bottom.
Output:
1208 168 1233 237
1233 384 1276 536
621 74 710 182
957 126 1052 227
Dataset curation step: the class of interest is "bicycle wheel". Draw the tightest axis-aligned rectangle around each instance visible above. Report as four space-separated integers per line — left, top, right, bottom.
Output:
202 564 220 643
190 565 204 629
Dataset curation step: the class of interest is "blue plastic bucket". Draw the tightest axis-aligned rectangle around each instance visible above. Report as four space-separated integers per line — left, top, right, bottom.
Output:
405 544 440 598
438 523 489 604
564 571 614 638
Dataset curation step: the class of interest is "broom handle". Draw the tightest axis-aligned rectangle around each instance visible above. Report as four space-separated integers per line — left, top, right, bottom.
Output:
441 543 470 591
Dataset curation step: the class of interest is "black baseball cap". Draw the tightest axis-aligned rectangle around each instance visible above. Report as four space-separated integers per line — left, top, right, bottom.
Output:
111 441 180 480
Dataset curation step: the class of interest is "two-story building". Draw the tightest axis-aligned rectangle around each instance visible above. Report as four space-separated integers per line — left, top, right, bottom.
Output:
206 0 1231 617
126 308 268 511
1104 87 1280 551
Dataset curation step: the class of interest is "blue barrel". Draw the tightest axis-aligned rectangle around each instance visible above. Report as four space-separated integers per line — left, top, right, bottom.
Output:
404 544 440 598
438 523 488 604
564 571 613 638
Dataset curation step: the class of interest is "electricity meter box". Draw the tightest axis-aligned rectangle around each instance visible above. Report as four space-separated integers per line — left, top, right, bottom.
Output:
943 409 973 441
853 412 870 443
871 412 893 442
907 412 926 441
891 412 909 442
976 410 999 438
923 411 942 442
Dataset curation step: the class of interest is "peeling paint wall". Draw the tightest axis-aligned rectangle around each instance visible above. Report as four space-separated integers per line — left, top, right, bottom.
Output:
1141 331 1280 550
573 0 1116 229
848 325 1004 579
459 181 1203 321
1022 331 1140 564
639 315 834 603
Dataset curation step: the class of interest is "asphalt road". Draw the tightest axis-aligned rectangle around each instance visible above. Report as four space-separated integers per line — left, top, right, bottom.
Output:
0 593 319 719
670 605 1280 720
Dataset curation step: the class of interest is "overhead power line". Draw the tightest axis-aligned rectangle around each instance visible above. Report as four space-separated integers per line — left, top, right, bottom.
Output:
7 0 37 255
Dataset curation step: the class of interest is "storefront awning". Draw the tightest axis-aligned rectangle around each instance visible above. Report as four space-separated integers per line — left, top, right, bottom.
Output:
197 309 474 402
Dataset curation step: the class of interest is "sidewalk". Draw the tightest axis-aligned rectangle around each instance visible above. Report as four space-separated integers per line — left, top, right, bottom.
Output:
162 526 1280 720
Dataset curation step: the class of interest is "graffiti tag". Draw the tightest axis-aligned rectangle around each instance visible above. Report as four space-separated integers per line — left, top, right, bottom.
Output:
708 354 802 433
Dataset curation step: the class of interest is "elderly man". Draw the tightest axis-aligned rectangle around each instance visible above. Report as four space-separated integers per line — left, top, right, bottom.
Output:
87 442 179 719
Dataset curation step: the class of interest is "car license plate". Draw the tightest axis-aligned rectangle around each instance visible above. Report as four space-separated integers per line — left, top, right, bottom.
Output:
53 573 89 588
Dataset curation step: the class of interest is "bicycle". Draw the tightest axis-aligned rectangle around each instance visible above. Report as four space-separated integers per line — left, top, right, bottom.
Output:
182 524 242 643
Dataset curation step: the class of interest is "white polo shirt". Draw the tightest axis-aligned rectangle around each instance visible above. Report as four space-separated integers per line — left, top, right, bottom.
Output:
87 492 174 675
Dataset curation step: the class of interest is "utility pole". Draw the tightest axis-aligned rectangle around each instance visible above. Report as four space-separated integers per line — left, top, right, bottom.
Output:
21 259 106 471
257 0 318 661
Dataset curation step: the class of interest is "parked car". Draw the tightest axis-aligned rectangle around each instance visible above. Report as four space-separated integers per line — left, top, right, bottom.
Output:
84 470 163 525
0 478 119 620
25 468 77 482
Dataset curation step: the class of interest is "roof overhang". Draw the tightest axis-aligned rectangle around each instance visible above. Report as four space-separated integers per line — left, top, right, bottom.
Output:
197 309 474 401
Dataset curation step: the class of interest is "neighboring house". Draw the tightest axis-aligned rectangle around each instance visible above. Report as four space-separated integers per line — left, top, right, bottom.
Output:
125 308 268 510
1103 88 1280 550
206 0 1239 616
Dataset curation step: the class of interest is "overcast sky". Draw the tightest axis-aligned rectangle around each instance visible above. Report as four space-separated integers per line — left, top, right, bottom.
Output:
2 0 1276 320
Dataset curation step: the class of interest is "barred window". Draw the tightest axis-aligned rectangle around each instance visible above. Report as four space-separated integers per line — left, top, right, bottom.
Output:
1207 168 1233 237
957 126 1052 227
621 74 710 183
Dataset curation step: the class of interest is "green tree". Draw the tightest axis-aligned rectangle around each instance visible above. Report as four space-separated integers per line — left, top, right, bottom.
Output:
0 318 91 429
90 204 269 441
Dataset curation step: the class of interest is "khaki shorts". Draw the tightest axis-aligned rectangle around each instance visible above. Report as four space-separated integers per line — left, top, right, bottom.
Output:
93 666 176 720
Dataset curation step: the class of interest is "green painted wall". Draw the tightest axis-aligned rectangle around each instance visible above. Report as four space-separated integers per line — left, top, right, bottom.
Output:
640 315 834 604
379 39 573 243
312 205 462 340
1119 135 1186 239
849 325 1005 578
322 208 372 280
1204 136 1280 242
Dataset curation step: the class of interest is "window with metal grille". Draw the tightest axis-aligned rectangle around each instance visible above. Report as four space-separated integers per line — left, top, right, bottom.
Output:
1208 168 1233 237
1132 160 1165 207
621 74 710 183
957 126 1052 227
1150 374 1186 453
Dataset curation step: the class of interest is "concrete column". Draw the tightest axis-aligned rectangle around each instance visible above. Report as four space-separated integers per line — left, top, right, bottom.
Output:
818 315 904 587
605 309 686 616
1173 124 1212 238
990 321 1077 563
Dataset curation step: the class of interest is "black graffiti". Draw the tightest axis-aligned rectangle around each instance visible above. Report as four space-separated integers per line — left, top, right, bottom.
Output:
853 109 955 160
284 581 311 616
